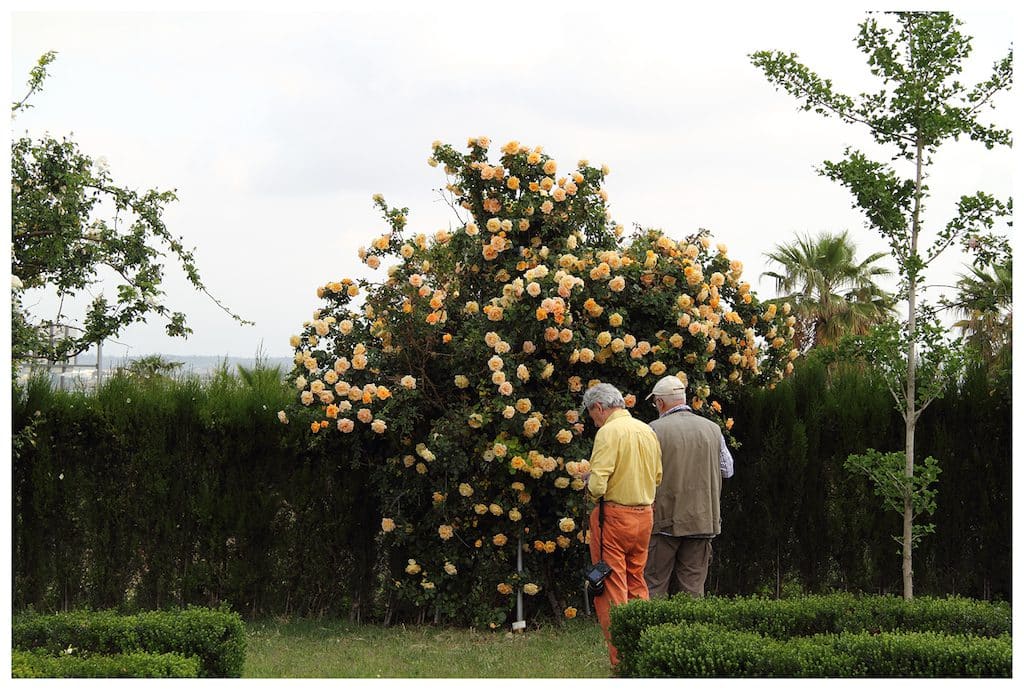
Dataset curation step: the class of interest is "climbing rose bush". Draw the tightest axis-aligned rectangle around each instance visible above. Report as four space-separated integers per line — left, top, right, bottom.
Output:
282 137 797 627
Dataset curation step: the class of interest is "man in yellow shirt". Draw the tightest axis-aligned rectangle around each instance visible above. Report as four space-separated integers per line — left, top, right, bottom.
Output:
582 383 662 669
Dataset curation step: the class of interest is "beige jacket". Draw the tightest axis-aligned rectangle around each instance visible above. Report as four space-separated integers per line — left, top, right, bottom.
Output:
649 410 723 537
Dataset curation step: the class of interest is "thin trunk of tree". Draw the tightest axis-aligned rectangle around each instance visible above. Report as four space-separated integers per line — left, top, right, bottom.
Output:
903 136 925 600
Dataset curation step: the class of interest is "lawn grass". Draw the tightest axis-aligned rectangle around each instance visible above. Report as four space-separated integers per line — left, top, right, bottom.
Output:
243 616 611 678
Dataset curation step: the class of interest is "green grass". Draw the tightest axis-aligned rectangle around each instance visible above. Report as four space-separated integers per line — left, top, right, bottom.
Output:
243 617 611 678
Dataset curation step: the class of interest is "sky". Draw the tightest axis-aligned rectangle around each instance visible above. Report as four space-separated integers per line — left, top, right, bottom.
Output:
6 1 1017 361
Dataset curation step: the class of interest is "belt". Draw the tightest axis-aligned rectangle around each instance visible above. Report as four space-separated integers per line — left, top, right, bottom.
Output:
603 501 653 511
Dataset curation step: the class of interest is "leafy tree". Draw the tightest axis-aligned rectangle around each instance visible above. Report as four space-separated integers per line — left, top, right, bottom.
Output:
752 11 1012 598
10 52 250 367
946 258 1012 371
762 230 894 351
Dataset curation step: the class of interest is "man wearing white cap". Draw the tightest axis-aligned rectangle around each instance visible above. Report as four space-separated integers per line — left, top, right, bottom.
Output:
644 375 734 597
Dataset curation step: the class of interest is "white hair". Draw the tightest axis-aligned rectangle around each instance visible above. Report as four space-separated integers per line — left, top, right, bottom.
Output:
581 383 625 410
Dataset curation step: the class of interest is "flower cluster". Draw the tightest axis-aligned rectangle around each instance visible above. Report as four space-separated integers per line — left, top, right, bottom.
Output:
282 137 795 626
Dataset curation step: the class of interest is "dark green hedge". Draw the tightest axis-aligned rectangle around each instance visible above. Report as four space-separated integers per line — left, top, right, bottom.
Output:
12 649 201 678
610 593 1011 676
715 356 1011 599
12 606 245 677
631 622 1011 677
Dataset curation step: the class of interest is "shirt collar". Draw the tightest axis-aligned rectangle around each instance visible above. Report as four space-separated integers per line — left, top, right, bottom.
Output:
660 403 691 418
606 408 631 423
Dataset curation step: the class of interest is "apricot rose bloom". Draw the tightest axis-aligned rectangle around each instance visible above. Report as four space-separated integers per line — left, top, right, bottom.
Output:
381 518 396 533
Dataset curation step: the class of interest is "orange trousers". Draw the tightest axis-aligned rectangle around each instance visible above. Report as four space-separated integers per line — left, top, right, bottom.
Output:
588 502 653 668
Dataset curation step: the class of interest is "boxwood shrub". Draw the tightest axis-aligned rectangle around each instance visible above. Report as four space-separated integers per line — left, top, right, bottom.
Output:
611 593 1011 677
12 605 245 677
12 649 201 678
631 622 1011 678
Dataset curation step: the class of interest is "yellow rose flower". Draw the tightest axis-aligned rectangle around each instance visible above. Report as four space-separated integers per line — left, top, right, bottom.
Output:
559 517 576 533
492 533 508 547
564 607 578 619
444 562 458 575
522 583 540 596
381 518 396 533
438 524 454 540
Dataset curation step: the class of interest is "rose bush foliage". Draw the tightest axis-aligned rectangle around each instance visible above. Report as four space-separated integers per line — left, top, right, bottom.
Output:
282 138 797 627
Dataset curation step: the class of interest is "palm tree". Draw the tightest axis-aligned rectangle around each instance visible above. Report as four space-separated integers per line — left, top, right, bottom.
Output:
949 258 1012 370
762 231 895 351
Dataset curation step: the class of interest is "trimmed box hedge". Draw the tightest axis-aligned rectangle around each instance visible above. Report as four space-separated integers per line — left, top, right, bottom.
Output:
610 593 1011 677
632 622 1011 677
12 605 245 677
12 649 201 678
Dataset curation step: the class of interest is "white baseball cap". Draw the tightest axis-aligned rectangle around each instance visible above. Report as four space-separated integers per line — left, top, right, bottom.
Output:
646 375 687 400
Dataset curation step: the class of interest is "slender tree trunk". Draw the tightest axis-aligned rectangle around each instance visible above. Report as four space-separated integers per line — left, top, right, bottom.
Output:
903 136 925 600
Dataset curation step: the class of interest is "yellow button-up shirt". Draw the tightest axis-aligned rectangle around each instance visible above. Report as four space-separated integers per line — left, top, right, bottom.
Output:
587 409 663 505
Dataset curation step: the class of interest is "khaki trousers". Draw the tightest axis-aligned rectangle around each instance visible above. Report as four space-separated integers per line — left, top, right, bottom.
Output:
589 502 653 668
644 533 712 598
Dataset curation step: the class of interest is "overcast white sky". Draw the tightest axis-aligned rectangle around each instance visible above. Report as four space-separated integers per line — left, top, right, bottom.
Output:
7 1 1017 360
